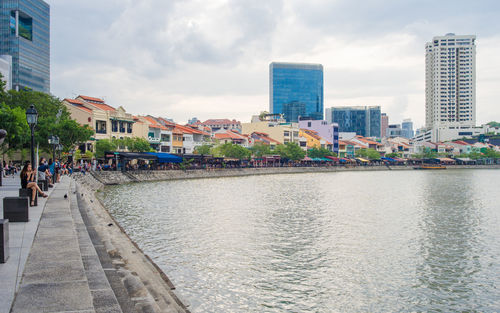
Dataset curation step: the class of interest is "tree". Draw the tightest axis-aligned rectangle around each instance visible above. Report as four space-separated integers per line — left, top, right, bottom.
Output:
249 143 272 157
130 137 151 152
194 144 212 155
0 87 93 153
482 148 500 159
275 142 305 161
487 121 500 128
308 147 332 158
356 148 381 160
217 143 251 160
0 104 30 155
385 152 400 158
95 139 117 158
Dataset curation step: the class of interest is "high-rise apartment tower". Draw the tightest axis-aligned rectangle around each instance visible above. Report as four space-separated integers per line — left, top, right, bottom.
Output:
0 0 50 93
425 33 475 129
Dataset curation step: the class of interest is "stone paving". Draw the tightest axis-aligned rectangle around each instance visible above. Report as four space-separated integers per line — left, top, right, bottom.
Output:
0 175 54 313
1 176 125 313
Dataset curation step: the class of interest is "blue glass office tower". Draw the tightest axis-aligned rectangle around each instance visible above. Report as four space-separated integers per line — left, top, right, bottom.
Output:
270 62 323 123
325 106 381 138
0 0 50 93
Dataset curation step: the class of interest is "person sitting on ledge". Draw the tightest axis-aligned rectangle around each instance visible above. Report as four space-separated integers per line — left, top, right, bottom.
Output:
21 162 48 206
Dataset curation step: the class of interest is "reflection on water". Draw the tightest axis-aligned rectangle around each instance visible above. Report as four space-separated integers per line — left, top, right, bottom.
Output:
100 170 500 312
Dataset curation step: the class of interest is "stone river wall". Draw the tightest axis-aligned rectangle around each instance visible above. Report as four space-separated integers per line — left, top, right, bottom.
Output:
88 164 500 186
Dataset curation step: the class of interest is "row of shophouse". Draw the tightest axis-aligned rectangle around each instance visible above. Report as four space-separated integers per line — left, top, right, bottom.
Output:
63 95 500 158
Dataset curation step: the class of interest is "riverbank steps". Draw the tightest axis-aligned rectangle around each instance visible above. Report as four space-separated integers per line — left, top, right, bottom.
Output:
75 173 190 313
88 164 500 185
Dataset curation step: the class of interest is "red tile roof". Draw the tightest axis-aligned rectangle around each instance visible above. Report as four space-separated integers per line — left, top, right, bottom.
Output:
202 119 241 125
143 116 167 130
215 130 245 140
64 98 92 113
251 132 281 145
78 95 105 103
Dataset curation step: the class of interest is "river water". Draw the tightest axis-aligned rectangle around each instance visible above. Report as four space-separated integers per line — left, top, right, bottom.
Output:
100 169 500 312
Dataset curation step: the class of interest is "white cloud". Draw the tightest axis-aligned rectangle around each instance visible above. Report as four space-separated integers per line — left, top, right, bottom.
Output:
47 0 500 126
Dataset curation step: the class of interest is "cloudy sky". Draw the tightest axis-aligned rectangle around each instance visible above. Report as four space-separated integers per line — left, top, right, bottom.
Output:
46 0 500 128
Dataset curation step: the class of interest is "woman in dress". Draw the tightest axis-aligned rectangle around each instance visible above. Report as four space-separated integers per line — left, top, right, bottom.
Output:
20 162 48 206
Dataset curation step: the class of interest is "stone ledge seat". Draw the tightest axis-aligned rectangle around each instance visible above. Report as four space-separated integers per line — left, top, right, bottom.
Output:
3 197 29 222
37 179 48 191
19 188 37 206
0 219 8 263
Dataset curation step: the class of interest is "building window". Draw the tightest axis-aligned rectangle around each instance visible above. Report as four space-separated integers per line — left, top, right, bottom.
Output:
111 120 118 132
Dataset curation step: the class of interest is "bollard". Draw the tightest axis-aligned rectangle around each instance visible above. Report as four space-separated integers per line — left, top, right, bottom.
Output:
0 219 9 263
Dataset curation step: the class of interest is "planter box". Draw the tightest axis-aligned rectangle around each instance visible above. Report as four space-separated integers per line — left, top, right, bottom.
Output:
3 197 29 222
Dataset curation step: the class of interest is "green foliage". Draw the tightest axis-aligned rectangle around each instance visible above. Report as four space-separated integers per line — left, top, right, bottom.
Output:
216 143 251 160
84 150 94 159
275 142 305 161
73 149 82 162
0 87 93 153
0 104 30 154
95 139 117 158
385 152 400 158
248 143 272 157
95 137 151 158
413 147 437 159
307 147 333 158
128 137 151 152
194 144 212 155
356 148 381 160
487 121 500 127
483 148 500 158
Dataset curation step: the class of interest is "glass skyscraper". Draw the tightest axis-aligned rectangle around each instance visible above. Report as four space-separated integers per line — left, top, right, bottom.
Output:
270 62 323 123
0 0 50 93
325 106 381 138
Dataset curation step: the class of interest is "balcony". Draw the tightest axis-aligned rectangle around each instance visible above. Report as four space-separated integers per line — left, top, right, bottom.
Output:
148 137 161 144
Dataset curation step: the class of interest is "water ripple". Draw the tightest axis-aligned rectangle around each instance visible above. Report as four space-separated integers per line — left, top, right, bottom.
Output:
100 170 500 312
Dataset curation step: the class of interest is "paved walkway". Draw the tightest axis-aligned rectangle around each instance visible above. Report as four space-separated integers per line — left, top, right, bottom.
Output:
0 175 55 313
1 176 125 313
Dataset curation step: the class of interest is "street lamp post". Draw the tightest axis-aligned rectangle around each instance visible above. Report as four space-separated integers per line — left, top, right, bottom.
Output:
0 129 6 187
57 144 63 160
25 105 38 167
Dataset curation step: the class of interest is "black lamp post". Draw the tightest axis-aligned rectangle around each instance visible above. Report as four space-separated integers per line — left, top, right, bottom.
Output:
0 129 6 187
56 144 63 160
25 105 38 167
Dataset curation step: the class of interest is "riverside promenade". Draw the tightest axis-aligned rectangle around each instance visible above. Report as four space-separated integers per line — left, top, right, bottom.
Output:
0 177 127 313
1 175 188 313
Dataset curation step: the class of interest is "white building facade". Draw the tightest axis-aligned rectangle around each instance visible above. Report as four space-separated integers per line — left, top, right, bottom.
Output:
425 33 476 129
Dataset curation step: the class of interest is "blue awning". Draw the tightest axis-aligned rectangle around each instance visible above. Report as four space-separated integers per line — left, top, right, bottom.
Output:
146 152 183 163
381 157 396 162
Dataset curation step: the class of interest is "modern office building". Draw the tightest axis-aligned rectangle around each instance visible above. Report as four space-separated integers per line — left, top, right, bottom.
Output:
425 33 476 129
386 124 402 138
380 113 389 138
325 106 381 138
401 119 414 139
0 0 50 93
270 62 323 123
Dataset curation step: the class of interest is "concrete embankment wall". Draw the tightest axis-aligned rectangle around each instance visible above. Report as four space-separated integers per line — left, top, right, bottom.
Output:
75 174 190 313
90 165 500 185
